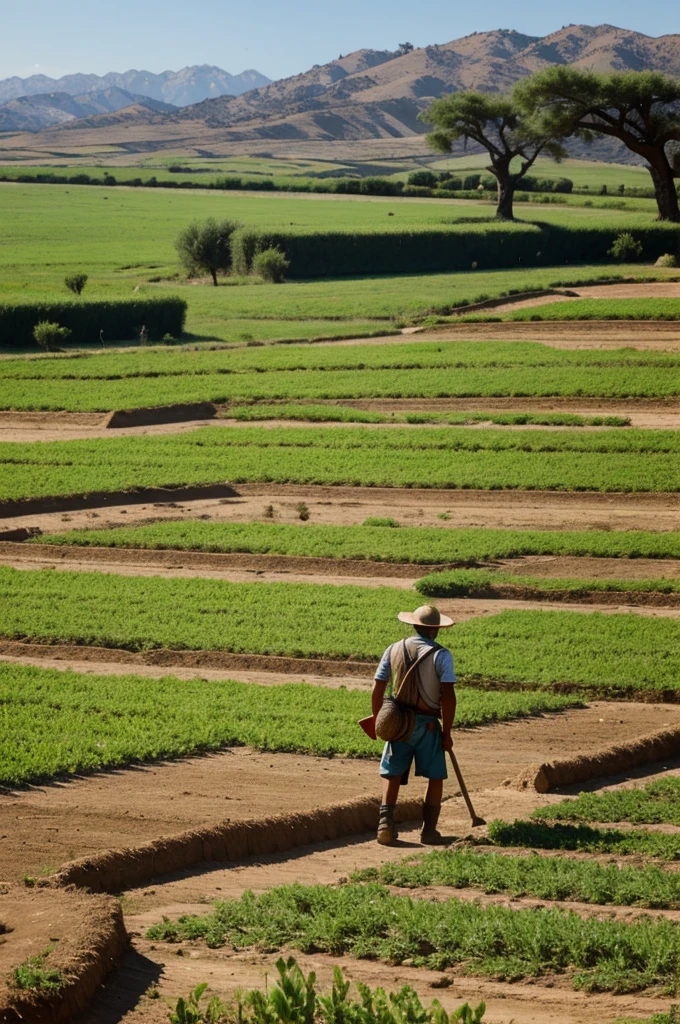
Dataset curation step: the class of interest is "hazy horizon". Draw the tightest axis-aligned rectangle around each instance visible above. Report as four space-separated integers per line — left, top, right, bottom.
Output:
2 0 678 84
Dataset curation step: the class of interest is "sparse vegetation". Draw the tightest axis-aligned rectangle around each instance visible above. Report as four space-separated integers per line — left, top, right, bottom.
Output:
12 950 65 993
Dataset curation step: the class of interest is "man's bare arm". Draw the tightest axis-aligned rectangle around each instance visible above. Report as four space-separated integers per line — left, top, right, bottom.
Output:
441 684 456 751
372 679 388 717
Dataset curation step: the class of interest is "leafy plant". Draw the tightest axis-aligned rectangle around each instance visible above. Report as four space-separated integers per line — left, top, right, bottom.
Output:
64 272 88 295
33 321 71 352
608 232 644 261
253 247 290 284
362 517 400 528
12 950 65 993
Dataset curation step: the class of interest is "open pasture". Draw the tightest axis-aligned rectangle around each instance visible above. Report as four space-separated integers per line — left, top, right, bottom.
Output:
2 427 679 501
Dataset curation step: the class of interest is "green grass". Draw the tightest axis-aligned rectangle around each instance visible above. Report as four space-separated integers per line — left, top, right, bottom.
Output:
11 950 65 993
3 427 680 499
0 661 577 786
34 521 680 564
2 339 677 407
427 156 656 193
355 848 680 909
488 820 680 861
416 569 680 599
533 779 680 826
1 568 679 697
145 882 680 993
0 181 676 344
490 299 680 322
226 404 630 427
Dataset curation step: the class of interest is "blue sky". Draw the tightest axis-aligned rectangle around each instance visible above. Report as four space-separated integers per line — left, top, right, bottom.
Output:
1 0 677 82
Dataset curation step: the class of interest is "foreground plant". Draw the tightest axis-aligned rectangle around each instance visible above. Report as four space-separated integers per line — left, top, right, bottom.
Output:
149 883 680 993
12 949 65 993
169 957 485 1023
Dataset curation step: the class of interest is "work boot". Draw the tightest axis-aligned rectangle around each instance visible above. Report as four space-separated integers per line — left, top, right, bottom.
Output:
421 803 448 845
377 804 398 845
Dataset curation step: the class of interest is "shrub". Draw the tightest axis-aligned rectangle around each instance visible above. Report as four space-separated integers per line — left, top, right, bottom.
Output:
252 246 289 284
64 273 88 295
2 298 186 348
175 218 240 286
656 253 678 267
608 231 644 261
407 170 438 188
33 321 71 352
362 517 400 527
463 174 481 190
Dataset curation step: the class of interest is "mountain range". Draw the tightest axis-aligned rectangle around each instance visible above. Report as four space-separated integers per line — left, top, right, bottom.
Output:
1 26 679 156
0 65 270 108
0 88 176 132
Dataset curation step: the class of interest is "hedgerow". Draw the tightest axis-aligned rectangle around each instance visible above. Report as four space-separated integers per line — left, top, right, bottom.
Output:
0 297 187 348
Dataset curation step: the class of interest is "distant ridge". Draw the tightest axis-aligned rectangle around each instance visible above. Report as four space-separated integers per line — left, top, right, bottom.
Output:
0 88 176 132
0 65 271 107
2 26 679 157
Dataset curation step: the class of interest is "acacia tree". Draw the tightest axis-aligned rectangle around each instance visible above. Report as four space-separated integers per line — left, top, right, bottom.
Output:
421 93 565 220
175 218 240 286
516 68 680 222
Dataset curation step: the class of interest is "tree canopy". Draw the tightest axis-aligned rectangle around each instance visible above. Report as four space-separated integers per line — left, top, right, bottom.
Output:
175 218 240 286
516 68 680 221
421 92 565 219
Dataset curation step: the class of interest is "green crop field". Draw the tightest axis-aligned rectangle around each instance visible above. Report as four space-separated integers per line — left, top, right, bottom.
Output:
427 156 656 192
533 779 680 826
488 820 680 861
3 427 679 500
480 299 680 322
416 568 680 598
3 339 678 408
0 662 574 786
357 849 680 909
1 567 679 696
225 405 629 427
35 521 680 563
146 882 680 992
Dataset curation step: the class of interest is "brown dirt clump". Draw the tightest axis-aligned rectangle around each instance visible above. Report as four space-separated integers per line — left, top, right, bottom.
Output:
0 885 126 1024
102 402 217 429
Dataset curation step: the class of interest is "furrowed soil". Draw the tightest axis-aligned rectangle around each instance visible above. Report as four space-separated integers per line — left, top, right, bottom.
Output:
2 702 678 884
5 484 680 535
74 708 680 1024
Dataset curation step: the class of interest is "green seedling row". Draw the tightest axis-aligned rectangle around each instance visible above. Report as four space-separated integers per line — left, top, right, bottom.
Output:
36 521 680 563
226 405 629 427
417 569 680 598
1 567 679 696
146 882 680 993
488 820 680 860
0 661 577 786
533 779 680 826
3 427 680 500
356 848 680 909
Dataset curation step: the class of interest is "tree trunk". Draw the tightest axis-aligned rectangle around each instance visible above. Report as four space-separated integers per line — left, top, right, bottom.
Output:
647 156 680 222
495 177 515 220
210 268 218 286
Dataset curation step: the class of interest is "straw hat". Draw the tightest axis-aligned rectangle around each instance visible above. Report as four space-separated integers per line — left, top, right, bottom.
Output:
397 604 454 628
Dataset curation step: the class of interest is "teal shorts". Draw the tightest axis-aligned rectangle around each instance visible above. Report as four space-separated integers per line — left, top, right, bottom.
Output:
380 714 447 783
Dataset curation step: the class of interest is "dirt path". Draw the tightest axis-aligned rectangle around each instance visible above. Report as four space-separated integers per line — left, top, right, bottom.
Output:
5 483 680 536
2 702 678 885
424 321 680 348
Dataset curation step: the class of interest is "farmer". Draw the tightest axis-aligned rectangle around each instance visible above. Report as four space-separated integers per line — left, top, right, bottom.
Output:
372 604 456 846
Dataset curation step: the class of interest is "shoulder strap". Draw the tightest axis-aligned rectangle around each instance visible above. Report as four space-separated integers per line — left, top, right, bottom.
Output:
394 640 438 703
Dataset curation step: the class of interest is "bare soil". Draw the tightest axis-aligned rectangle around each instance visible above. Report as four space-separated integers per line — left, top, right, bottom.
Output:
3 702 678 886
0 885 125 1023
489 280 680 314
4 483 680 536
